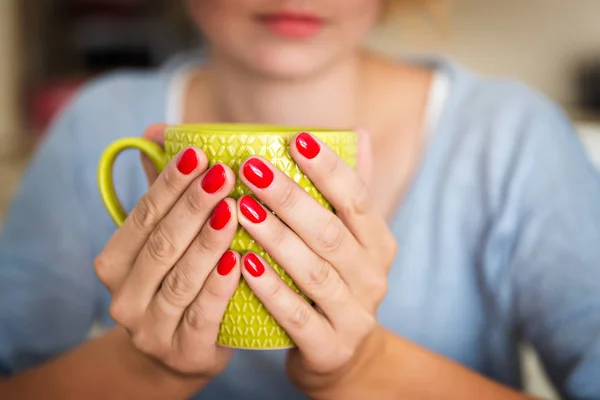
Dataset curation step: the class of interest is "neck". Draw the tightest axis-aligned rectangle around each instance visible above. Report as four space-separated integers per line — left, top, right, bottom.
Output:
201 51 365 128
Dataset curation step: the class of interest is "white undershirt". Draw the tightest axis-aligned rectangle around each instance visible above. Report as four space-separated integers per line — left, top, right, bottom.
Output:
166 63 197 125
166 65 451 137
422 69 451 138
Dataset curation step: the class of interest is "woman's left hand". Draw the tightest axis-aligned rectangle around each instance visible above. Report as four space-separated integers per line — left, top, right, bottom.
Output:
237 131 397 396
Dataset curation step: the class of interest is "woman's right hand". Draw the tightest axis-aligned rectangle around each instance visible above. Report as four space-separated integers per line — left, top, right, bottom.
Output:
94 138 240 378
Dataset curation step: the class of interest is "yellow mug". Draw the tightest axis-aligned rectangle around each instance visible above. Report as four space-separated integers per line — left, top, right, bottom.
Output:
98 124 357 349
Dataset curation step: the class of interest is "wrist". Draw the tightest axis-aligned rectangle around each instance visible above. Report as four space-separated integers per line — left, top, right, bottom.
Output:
307 327 534 400
114 327 209 397
305 325 389 400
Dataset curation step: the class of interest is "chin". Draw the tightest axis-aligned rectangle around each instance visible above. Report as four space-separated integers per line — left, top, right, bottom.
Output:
233 44 348 80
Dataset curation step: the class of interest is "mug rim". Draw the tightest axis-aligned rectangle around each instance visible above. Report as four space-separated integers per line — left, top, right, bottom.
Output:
165 123 355 135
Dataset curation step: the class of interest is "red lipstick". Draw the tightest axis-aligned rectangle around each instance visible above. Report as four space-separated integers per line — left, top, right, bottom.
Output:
258 11 324 38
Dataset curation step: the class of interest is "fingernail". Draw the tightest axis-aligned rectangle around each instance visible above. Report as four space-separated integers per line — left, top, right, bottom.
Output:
202 164 226 194
296 132 320 159
243 158 274 189
176 148 198 175
210 200 231 230
240 196 267 223
244 253 265 277
217 251 237 276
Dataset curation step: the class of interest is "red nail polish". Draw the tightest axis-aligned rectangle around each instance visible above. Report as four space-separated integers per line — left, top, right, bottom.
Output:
176 148 198 175
243 158 274 189
217 251 236 276
210 200 231 230
244 253 265 277
202 164 226 194
240 196 267 223
296 132 320 159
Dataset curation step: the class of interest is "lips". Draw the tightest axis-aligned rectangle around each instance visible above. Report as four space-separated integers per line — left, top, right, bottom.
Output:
257 11 324 38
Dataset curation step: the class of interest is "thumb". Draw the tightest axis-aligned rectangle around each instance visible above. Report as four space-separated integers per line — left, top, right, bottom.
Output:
354 127 373 185
140 123 167 186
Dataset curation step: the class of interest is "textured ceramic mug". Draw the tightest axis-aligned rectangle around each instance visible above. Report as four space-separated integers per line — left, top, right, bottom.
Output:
98 124 357 349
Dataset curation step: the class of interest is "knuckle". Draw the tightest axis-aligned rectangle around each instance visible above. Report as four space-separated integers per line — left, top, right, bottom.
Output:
184 302 211 330
109 300 133 327
268 220 287 248
278 183 299 212
202 277 228 302
317 215 345 253
375 278 389 301
328 274 349 304
196 230 221 254
306 259 332 289
370 272 388 294
147 224 178 262
265 277 285 302
369 277 388 304
262 278 294 315
184 186 206 214
288 301 312 330
161 265 197 307
93 253 112 284
337 180 371 218
380 232 398 264
349 180 372 216
161 167 180 195
133 194 160 231
323 154 341 175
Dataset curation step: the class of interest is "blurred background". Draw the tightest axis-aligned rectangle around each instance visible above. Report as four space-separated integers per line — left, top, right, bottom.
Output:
1 1 600 398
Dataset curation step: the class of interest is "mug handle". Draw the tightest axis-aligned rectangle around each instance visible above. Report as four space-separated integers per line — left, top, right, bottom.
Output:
98 138 168 227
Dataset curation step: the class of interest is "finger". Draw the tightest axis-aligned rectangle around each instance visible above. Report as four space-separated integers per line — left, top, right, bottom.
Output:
176 250 241 359
354 127 373 185
241 252 335 353
140 123 167 185
111 164 235 325
97 147 208 292
237 195 357 325
290 131 386 249
144 198 238 342
141 154 160 186
239 157 362 272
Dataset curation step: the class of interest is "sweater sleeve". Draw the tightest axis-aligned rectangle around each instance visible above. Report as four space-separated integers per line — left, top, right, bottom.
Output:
505 97 600 399
0 100 99 375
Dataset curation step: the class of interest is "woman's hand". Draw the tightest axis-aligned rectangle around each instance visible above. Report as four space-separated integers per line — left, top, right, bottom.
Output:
94 131 240 378
236 131 397 395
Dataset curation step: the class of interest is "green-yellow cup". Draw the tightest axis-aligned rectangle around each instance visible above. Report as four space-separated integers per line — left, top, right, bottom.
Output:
98 124 357 349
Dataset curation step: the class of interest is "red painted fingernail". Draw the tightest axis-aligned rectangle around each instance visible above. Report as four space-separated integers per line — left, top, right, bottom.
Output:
217 251 237 276
210 200 231 230
244 253 265 277
243 158 274 189
176 148 198 175
296 132 320 159
202 164 226 194
239 196 267 223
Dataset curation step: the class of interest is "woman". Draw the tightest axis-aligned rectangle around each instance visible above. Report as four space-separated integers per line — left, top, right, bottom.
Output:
1 0 599 398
